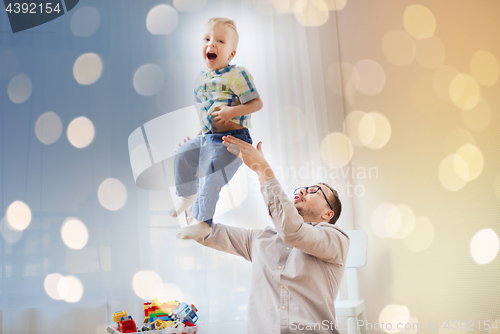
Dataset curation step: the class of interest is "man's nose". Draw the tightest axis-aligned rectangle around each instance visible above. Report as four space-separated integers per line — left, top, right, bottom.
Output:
299 188 306 196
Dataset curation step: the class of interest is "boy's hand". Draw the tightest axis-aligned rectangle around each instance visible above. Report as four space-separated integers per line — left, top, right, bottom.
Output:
212 106 234 125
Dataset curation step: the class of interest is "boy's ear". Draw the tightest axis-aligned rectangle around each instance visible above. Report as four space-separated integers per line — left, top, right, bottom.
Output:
229 50 236 60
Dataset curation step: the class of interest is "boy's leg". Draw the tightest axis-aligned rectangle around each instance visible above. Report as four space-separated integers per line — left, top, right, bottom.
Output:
168 136 203 217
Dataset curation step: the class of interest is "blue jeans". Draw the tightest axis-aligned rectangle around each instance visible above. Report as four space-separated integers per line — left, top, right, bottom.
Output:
173 128 252 226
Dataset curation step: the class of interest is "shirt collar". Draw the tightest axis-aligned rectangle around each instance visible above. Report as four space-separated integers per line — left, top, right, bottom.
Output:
205 64 235 77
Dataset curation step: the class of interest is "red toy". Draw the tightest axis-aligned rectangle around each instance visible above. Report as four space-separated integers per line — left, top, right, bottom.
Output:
118 315 137 333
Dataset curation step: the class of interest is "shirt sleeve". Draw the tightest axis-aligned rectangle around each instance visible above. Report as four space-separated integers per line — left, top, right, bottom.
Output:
195 223 261 262
260 178 350 265
193 72 203 103
230 67 260 104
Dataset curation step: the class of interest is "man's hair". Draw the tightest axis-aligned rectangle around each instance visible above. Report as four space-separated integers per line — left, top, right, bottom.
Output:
205 17 239 48
318 182 342 225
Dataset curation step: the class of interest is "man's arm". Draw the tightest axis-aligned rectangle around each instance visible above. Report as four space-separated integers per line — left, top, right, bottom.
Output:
195 223 261 262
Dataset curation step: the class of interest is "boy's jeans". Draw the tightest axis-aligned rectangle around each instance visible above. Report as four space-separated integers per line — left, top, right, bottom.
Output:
173 128 252 226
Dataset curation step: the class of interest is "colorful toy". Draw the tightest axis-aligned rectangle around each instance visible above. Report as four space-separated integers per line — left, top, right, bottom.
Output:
119 315 137 333
173 303 198 324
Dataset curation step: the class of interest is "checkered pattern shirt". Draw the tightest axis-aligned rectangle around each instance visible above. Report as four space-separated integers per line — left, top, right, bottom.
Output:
194 65 259 133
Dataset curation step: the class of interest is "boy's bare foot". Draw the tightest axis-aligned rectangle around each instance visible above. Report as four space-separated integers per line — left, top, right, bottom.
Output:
176 220 211 240
168 194 197 217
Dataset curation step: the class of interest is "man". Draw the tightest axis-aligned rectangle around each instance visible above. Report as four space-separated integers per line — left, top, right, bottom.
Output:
194 135 350 334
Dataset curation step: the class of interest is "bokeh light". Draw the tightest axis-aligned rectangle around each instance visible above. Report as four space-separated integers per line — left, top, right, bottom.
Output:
470 50 499 86
403 5 436 39
343 110 375 147
444 128 475 155
391 205 416 240
146 5 179 35
70 6 100 37
363 112 392 149
293 0 329 27
370 203 402 238
154 283 186 303
0 50 19 79
272 106 308 143
67 116 95 149
44 273 64 300
415 36 445 69
173 0 207 12
352 59 386 95
461 98 491 132
6 200 32 231
326 61 354 96
8 73 32 104
73 53 103 85
449 74 480 110
98 178 127 211
61 218 89 250
35 111 63 145
133 270 163 300
439 154 468 191
323 0 346 11
455 144 483 182
411 76 442 113
433 65 460 102
133 64 165 97
378 304 410 333
57 275 84 303
320 132 353 168
470 229 499 265
382 30 415 67
403 217 434 252
0 217 23 244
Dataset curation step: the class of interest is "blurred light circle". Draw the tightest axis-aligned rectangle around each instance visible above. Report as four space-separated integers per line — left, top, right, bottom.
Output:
455 144 483 181
154 283 186 303
391 205 416 240
439 154 468 191
272 106 308 143
35 111 63 145
444 128 475 155
0 50 19 79
320 132 353 168
343 110 375 147
494 173 500 203
411 75 442 113
470 229 499 265
6 200 32 231
70 6 100 37
326 61 354 96
133 270 163 300
352 59 386 95
403 5 436 39
382 30 416 66
415 36 446 69
364 112 391 149
146 5 179 35
470 50 499 86
44 273 64 300
323 0 346 10
57 275 84 303
449 74 480 110
173 0 207 11
61 218 89 250
461 98 491 132
433 65 460 102
379 304 410 333
8 74 32 104
133 64 165 96
0 217 23 244
293 0 329 27
271 0 291 14
98 178 127 211
403 217 434 252
370 203 402 238
73 53 103 85
345 78 357 107
67 116 95 148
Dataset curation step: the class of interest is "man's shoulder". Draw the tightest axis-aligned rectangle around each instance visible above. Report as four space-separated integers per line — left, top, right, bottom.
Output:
316 223 350 242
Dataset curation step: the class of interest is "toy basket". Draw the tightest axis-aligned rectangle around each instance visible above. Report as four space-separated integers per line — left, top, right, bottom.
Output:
106 326 198 334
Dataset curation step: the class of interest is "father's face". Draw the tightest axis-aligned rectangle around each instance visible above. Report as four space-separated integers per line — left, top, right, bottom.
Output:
293 184 333 222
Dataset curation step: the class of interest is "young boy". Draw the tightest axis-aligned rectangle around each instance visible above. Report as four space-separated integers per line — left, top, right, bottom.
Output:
169 18 263 239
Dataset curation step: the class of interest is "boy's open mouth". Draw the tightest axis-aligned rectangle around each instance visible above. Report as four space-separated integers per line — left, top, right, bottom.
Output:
207 52 217 60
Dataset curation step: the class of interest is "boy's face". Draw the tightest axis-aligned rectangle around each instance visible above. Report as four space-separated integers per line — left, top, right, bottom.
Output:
202 23 237 71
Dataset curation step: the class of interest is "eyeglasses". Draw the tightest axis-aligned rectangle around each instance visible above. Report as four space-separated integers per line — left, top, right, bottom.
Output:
293 186 333 211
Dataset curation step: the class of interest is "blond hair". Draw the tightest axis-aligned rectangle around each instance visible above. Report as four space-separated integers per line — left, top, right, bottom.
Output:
205 17 239 48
